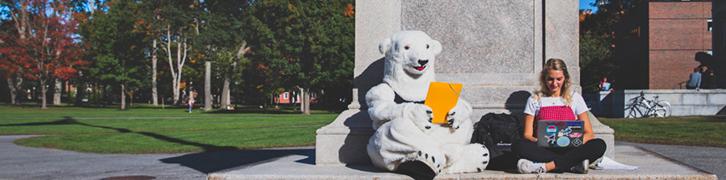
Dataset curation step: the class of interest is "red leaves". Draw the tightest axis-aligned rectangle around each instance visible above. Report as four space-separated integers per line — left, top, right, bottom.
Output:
0 0 87 81
53 67 77 80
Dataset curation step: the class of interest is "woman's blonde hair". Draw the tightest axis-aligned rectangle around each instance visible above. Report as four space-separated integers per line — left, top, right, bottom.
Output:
533 58 573 105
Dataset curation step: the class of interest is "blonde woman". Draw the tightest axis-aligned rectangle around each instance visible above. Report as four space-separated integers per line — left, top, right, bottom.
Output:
513 58 606 174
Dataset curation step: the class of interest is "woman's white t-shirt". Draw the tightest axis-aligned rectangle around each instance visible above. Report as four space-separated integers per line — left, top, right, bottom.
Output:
523 92 589 117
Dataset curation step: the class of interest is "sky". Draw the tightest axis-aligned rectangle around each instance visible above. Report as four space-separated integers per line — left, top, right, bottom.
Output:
580 0 599 13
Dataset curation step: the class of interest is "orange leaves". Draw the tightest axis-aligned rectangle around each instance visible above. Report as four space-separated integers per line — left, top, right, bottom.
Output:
344 4 354 17
256 63 269 71
73 13 88 24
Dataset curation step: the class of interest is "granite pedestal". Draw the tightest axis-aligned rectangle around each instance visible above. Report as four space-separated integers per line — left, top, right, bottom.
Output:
315 0 615 167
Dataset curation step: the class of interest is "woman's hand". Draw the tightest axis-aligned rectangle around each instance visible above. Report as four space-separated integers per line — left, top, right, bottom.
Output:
524 136 538 142
578 111 596 143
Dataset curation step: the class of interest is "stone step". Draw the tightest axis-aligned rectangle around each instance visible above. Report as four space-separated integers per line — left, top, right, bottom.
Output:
207 145 717 180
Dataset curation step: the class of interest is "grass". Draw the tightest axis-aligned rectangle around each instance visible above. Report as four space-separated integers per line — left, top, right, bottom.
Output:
599 116 726 147
4 105 723 154
0 105 337 154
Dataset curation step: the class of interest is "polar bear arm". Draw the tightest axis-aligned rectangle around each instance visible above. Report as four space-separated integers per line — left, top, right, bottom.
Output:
366 84 404 130
455 98 473 118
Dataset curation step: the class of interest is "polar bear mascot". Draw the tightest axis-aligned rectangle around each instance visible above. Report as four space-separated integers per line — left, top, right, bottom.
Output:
366 31 490 178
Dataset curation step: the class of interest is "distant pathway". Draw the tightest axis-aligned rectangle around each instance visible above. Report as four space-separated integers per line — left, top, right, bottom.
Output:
618 141 725 179
0 135 205 180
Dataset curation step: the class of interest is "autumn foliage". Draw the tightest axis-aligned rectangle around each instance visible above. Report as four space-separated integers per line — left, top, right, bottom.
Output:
0 0 88 107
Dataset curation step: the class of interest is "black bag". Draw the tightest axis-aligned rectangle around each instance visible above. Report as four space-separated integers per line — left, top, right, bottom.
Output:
471 113 523 158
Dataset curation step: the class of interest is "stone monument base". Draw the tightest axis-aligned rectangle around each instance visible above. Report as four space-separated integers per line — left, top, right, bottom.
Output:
315 106 615 166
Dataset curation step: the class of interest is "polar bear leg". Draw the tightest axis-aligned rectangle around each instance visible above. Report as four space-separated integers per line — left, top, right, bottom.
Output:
443 143 490 174
410 147 447 174
368 119 446 173
369 136 447 174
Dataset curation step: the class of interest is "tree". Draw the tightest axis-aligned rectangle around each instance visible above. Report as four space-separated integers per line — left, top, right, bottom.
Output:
580 0 647 91
0 20 29 105
0 0 87 109
135 1 163 106
82 0 145 110
156 0 198 105
579 32 615 92
244 0 354 114
195 0 250 110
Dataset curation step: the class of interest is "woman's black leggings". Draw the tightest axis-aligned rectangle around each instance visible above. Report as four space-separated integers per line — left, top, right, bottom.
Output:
512 138 606 171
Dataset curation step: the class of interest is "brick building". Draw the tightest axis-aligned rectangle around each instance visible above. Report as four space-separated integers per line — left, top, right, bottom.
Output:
648 0 712 89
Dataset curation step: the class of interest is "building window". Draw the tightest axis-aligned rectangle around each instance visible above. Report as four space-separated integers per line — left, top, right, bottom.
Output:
708 18 713 32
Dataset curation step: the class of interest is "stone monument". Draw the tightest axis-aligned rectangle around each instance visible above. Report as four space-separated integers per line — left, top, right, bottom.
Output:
316 0 614 166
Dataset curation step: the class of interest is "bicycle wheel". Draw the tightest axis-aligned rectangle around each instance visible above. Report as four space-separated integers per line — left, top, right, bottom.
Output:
654 101 671 117
625 106 636 118
625 103 645 118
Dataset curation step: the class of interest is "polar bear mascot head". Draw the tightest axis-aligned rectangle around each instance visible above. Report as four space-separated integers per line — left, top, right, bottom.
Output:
379 31 442 102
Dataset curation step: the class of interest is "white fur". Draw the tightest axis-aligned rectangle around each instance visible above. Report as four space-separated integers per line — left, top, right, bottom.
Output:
366 31 489 174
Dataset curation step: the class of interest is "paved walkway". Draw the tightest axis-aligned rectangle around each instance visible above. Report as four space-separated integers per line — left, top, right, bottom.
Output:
0 135 205 180
618 141 726 179
0 135 722 179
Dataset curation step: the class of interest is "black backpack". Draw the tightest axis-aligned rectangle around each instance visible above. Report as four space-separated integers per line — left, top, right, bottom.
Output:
471 113 523 158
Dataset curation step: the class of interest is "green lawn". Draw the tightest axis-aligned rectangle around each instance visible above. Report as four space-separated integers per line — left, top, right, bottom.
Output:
600 116 726 147
0 105 336 154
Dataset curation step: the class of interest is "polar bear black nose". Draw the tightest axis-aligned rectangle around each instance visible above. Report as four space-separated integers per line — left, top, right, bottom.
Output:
418 59 429 66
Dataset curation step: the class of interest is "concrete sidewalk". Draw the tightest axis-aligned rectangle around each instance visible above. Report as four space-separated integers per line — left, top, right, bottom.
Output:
619 141 726 179
0 135 719 180
209 144 717 180
0 135 205 180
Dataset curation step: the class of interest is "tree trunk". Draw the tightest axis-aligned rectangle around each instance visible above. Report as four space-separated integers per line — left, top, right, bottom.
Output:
221 76 230 110
129 91 134 108
204 61 212 111
172 79 179 104
302 88 311 115
299 87 304 112
75 82 85 105
40 79 47 109
152 39 159 106
7 77 17 105
164 25 183 105
53 78 62 105
120 84 126 110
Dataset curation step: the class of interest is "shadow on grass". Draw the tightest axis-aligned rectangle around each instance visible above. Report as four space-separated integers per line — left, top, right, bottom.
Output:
160 148 314 173
205 108 304 114
204 106 331 114
0 116 314 174
698 116 726 123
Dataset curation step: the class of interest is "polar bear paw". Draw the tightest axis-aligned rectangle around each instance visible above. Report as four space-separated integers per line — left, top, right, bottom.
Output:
414 149 446 174
444 144 490 174
446 110 461 129
404 104 434 133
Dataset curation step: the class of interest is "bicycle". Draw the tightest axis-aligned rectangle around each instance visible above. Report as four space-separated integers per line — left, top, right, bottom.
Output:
625 91 672 118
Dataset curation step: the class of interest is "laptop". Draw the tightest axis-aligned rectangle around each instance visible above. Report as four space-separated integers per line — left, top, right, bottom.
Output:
536 120 584 148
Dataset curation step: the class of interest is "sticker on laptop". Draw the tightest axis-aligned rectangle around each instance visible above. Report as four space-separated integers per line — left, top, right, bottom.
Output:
546 125 557 135
556 137 570 147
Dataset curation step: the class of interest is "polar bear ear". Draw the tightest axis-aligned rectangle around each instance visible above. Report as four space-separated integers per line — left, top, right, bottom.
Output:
379 38 392 55
431 40 442 55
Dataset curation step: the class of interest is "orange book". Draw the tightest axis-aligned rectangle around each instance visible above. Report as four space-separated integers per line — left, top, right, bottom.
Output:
424 82 463 124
